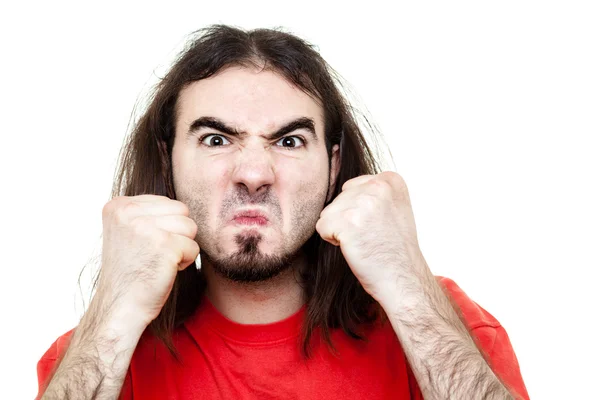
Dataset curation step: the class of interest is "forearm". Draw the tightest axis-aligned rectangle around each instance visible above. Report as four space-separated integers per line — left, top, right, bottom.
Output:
41 297 145 400
380 269 513 400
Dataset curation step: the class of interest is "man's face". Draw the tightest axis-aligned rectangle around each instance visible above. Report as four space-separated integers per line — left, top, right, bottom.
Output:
172 66 339 282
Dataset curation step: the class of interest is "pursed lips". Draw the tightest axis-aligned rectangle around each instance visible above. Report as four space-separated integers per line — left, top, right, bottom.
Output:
232 210 269 226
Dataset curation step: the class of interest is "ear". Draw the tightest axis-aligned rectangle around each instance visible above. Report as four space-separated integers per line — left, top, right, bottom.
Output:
327 144 341 203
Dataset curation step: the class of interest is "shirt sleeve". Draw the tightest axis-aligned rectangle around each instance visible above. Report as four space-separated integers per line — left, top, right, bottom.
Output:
471 325 530 400
437 277 530 400
35 329 133 400
35 330 74 400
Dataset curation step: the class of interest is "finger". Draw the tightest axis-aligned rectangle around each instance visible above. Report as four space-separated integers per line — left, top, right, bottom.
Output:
126 194 187 210
321 185 371 218
315 214 344 247
341 174 375 192
153 215 198 239
321 191 355 219
134 196 190 215
170 234 200 271
127 197 190 218
130 194 173 202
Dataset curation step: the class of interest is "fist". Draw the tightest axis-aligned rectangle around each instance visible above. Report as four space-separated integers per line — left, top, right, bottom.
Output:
316 172 423 303
96 195 199 327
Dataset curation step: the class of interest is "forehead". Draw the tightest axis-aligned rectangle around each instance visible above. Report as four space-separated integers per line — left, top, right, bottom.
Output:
176 66 324 135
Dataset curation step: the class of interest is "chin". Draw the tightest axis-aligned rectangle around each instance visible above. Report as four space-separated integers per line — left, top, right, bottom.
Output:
203 234 297 283
232 227 279 251
199 225 304 282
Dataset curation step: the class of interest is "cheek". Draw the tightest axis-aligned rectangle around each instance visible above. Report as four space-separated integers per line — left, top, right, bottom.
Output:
275 148 330 182
174 157 231 225
194 158 231 208
276 155 330 227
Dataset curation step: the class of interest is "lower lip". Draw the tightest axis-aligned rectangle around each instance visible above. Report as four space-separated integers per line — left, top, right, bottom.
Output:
233 216 268 226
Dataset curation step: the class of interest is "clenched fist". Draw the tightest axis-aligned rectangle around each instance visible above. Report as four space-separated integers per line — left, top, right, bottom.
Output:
316 172 423 305
95 195 199 328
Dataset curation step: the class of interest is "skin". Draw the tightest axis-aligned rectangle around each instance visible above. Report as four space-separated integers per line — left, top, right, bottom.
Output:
317 173 516 398
171 66 340 323
40 66 517 399
171 66 516 398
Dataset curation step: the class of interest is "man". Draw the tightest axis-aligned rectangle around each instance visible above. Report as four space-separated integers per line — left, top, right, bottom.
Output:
36 25 529 399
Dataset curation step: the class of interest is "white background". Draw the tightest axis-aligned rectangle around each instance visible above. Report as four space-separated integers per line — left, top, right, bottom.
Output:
1 1 598 398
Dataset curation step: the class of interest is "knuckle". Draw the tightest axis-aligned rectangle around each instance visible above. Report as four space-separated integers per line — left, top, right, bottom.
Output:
344 208 361 226
358 195 377 211
131 217 151 236
369 177 385 187
172 216 196 238
187 241 200 261
188 219 198 237
114 200 138 224
341 179 351 192
171 200 189 216
384 171 407 188
165 248 181 265
102 197 122 218
102 202 112 218
179 202 190 216
315 218 324 233
153 229 171 247
369 178 391 195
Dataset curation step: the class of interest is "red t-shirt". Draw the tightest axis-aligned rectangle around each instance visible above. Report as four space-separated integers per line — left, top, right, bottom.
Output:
36 277 529 399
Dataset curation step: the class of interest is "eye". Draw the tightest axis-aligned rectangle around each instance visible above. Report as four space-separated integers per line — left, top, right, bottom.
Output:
275 136 305 149
200 134 231 147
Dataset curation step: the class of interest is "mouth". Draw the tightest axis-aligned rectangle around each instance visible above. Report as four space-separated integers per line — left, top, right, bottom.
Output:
231 210 269 226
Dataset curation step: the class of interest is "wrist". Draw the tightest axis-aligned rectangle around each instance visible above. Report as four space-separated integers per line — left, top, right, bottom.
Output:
83 294 149 342
375 271 440 323
373 271 433 312
67 302 146 379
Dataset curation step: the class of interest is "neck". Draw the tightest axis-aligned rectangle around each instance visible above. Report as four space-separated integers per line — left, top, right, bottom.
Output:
201 255 306 325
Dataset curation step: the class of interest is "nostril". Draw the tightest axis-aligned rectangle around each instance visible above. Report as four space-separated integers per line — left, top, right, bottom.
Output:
235 182 270 198
249 184 270 197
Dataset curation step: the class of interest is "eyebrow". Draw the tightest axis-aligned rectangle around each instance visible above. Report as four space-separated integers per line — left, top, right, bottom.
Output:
186 116 318 142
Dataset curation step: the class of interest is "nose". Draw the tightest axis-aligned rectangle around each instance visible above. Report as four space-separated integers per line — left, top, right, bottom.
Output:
231 141 275 196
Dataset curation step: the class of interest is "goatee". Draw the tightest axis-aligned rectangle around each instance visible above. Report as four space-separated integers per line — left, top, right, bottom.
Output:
203 232 298 282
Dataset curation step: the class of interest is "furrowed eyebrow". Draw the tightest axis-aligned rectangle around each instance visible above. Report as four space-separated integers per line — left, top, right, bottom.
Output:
187 117 240 137
268 117 317 142
186 116 318 142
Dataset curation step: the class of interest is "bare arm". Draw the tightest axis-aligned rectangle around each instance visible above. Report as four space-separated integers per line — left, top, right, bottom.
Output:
40 195 199 399
40 297 146 399
315 172 523 398
381 268 516 400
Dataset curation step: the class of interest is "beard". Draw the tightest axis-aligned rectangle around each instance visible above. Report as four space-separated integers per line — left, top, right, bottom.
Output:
176 175 329 284
201 231 300 282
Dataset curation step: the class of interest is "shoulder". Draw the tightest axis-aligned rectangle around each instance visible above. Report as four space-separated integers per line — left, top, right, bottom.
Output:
38 329 75 363
435 276 501 330
36 328 135 400
35 328 75 399
435 276 530 399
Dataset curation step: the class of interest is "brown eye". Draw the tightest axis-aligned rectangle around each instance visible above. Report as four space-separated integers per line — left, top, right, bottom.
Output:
276 136 304 149
201 134 231 147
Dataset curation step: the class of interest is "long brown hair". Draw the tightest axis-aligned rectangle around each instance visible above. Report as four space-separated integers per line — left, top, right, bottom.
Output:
107 24 387 358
